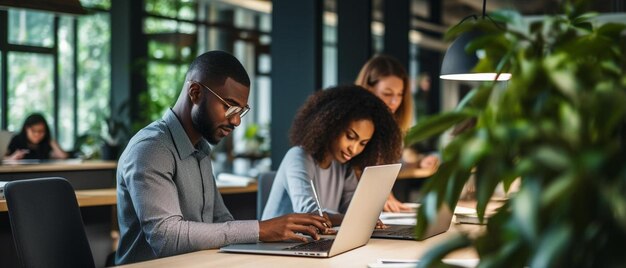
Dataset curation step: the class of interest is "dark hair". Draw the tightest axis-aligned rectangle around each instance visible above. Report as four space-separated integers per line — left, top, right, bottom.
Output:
18 113 52 145
185 50 250 88
355 54 413 132
290 85 402 169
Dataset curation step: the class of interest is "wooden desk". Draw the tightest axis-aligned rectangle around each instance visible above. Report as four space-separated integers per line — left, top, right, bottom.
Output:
0 160 117 190
0 160 116 173
115 224 481 268
0 182 258 212
0 188 117 212
218 182 258 194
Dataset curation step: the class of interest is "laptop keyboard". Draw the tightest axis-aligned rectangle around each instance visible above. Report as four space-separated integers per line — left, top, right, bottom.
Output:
387 227 415 237
284 238 334 251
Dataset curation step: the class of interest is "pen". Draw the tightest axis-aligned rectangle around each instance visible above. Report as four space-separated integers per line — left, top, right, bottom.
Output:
309 179 329 228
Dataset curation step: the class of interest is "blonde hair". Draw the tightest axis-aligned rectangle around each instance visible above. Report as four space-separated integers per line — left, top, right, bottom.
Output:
355 54 413 133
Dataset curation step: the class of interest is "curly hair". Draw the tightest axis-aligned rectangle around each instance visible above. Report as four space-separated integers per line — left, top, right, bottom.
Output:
289 85 402 169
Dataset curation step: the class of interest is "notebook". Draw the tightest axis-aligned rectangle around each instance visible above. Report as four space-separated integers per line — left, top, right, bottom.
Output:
220 163 402 258
371 202 454 240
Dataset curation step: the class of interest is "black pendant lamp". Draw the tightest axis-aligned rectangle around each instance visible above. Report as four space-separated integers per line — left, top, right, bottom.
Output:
439 0 511 81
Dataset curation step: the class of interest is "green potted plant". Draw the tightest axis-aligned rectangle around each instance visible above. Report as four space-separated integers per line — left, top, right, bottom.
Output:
406 1 626 267
99 115 131 160
241 123 270 157
74 103 131 160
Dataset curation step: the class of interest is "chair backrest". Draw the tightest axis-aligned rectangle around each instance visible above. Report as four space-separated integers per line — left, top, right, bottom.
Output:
256 171 277 220
5 177 95 268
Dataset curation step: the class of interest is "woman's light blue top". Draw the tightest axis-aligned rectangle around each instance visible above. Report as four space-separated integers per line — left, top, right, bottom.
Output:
261 146 358 220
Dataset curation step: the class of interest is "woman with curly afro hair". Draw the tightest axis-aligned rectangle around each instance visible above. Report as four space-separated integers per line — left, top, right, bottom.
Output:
261 85 402 226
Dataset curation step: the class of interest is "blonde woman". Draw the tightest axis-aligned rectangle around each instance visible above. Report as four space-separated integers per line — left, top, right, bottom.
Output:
356 54 439 212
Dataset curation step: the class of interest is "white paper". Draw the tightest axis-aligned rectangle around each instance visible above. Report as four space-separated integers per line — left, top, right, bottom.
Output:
215 173 254 188
368 258 479 268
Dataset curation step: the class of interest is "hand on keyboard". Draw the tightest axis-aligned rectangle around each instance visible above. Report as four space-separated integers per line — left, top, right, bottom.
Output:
259 213 332 242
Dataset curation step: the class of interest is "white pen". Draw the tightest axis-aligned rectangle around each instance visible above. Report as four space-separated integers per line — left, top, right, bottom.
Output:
309 179 329 228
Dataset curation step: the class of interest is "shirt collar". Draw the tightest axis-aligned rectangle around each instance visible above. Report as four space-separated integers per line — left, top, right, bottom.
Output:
163 109 212 160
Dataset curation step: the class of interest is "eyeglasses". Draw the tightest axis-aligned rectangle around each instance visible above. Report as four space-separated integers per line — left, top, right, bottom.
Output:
187 80 250 119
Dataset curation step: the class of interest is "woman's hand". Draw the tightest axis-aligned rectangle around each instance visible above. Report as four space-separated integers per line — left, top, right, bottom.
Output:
383 193 412 212
6 149 29 160
49 140 68 159
419 155 439 170
375 219 387 229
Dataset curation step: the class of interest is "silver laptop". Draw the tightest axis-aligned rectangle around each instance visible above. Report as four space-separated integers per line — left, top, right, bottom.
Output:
0 130 13 159
370 203 454 240
220 163 402 258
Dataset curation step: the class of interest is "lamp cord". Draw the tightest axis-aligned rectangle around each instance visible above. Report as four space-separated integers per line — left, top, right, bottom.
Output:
450 0 505 32
482 0 487 18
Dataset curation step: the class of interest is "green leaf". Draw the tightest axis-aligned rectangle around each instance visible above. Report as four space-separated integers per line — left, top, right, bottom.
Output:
530 224 572 268
445 168 471 211
543 54 579 103
405 111 477 146
466 85 495 110
415 191 441 238
501 174 520 196
571 12 597 25
513 181 540 242
596 23 626 38
600 184 626 231
558 102 580 146
475 160 505 220
541 173 575 206
532 146 571 171
459 130 491 169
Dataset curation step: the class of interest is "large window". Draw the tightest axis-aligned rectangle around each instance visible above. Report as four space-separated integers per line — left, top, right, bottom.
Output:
5 10 56 133
0 1 111 153
7 52 55 131
77 11 111 138
143 0 198 122
142 0 272 176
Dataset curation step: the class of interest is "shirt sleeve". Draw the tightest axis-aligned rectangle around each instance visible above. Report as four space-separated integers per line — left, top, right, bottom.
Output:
120 139 259 258
283 149 319 214
339 168 358 213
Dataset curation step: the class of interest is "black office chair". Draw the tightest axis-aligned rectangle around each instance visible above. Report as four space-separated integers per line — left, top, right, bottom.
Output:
256 171 277 220
5 177 95 268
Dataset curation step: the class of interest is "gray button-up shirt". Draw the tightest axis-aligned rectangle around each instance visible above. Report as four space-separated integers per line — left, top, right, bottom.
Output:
115 109 259 265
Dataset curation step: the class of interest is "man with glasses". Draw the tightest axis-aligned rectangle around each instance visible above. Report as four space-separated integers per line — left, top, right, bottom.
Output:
115 51 331 265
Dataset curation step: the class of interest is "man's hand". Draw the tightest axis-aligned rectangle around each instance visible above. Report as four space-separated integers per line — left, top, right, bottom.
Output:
259 213 332 242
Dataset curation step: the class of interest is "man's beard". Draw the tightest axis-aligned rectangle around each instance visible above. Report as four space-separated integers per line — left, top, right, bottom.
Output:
192 99 219 144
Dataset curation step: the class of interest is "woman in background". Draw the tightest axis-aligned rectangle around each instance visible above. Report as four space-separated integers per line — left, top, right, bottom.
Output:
261 85 402 225
356 54 439 212
4 113 68 160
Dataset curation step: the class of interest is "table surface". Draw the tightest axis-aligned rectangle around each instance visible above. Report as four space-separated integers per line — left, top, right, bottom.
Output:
0 160 117 173
115 224 482 268
0 182 258 212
